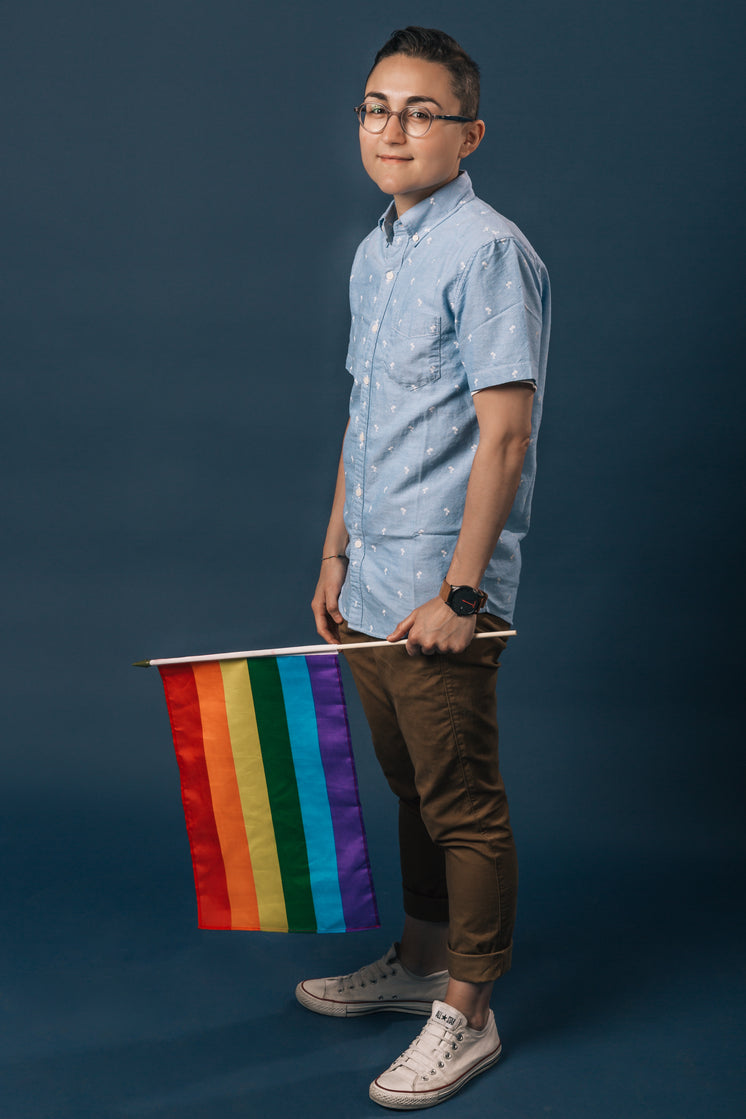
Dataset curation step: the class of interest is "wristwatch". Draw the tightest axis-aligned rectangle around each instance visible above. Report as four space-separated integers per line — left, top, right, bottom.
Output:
439 580 488 617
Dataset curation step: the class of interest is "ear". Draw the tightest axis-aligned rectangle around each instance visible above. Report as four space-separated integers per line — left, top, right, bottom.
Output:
459 119 486 159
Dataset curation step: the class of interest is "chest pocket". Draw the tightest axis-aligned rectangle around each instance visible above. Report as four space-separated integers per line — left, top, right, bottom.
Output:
389 312 442 387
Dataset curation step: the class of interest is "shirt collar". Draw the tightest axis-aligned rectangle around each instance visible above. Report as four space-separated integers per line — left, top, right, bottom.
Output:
379 171 475 243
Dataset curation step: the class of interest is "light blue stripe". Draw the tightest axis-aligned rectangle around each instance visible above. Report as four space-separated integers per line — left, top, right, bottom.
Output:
277 656 346 933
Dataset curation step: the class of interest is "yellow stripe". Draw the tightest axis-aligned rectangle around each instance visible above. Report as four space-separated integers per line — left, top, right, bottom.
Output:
220 659 288 931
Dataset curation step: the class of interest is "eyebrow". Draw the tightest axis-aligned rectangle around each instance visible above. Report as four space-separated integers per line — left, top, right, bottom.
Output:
363 91 445 110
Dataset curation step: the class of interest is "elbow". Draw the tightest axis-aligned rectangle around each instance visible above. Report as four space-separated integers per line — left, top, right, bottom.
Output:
507 431 531 472
511 422 532 452
482 428 531 475
498 426 532 460
517 428 532 457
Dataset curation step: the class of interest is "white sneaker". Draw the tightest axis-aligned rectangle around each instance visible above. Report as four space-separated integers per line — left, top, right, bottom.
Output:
369 999 502 1109
295 944 449 1018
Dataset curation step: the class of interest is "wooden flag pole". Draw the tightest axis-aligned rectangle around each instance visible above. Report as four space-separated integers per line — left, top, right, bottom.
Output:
133 629 516 668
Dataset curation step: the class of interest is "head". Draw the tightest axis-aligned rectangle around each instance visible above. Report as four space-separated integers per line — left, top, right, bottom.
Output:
357 29 485 215
369 26 480 120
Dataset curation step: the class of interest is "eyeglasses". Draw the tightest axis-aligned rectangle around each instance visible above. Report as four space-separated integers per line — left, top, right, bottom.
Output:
354 102 475 138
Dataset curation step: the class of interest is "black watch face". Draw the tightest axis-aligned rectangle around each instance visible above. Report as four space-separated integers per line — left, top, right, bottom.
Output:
448 587 482 615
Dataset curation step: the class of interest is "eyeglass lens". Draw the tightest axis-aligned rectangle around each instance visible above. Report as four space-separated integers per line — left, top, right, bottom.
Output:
358 104 433 137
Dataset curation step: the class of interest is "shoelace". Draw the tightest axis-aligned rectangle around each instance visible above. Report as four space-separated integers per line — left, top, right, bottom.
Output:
337 955 397 992
392 1017 464 1079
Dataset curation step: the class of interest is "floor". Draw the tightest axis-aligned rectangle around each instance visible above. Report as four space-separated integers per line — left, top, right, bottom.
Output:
2 770 743 1119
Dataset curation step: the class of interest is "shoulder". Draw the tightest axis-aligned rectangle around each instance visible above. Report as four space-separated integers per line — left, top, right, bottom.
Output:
444 200 549 328
454 196 546 276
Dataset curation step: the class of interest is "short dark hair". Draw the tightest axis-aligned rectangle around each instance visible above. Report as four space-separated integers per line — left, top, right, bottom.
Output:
369 27 480 119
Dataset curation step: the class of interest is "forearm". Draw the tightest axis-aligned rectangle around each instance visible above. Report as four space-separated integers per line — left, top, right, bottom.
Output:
322 442 350 557
312 423 350 643
388 384 533 654
445 434 529 589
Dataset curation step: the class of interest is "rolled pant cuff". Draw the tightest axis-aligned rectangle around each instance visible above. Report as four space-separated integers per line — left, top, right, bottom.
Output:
447 943 513 983
403 888 449 925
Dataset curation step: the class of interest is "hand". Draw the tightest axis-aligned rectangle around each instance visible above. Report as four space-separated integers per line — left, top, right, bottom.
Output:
311 558 347 644
387 597 477 656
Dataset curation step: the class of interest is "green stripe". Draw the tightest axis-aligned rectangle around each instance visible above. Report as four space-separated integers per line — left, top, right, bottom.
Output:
247 657 317 932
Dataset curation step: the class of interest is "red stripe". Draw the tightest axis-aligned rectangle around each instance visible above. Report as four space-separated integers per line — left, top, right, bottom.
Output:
159 665 232 928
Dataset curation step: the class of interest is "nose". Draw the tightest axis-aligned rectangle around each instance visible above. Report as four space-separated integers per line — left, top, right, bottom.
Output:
381 111 407 142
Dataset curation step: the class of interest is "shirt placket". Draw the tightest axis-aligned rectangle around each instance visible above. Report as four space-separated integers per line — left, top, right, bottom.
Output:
346 226 408 626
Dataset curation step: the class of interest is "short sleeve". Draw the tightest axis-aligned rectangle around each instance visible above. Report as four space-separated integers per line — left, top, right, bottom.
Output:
455 237 545 393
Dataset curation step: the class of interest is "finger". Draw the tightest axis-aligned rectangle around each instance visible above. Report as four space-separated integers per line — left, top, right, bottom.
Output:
325 605 342 641
318 618 339 644
325 623 340 644
328 601 343 622
312 601 336 644
388 612 415 642
318 583 344 625
313 615 331 641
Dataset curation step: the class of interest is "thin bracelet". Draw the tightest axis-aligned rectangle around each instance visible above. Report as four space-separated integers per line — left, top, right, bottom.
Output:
321 553 348 562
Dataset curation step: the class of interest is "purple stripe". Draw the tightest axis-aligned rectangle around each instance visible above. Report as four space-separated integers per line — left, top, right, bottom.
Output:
305 654 379 931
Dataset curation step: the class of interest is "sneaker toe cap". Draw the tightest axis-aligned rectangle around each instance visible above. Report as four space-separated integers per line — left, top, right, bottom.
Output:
373 1063 422 1093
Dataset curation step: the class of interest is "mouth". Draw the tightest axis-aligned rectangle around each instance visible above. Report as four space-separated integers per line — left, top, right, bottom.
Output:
378 155 413 162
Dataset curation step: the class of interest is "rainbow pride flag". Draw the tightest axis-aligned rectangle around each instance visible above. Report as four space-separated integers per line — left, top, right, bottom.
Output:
158 653 379 933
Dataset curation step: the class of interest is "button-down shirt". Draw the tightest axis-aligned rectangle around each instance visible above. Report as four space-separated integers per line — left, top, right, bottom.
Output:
338 172 550 637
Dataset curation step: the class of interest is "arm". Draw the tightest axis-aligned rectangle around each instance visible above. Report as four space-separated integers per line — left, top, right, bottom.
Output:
387 383 534 655
311 424 350 643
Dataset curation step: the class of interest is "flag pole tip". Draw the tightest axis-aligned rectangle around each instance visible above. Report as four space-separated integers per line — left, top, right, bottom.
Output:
132 660 151 668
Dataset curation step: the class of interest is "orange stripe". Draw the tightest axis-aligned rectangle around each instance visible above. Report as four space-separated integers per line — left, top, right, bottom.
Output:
192 662 260 928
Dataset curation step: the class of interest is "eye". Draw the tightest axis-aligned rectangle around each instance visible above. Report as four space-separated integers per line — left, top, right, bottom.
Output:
365 102 387 115
407 108 431 121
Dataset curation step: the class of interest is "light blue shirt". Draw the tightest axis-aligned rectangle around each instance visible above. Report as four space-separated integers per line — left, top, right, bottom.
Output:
338 172 550 637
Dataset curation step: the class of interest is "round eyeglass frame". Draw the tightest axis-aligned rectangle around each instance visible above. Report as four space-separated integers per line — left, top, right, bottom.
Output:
353 102 475 137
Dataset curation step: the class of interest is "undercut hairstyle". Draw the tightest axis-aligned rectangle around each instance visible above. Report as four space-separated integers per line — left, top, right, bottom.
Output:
370 26 481 120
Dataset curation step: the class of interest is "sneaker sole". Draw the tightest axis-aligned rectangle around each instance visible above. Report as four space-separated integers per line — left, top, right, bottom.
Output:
295 982 438 1018
369 1043 502 1109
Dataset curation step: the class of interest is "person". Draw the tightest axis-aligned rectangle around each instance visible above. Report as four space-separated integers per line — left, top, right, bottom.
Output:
297 26 550 1110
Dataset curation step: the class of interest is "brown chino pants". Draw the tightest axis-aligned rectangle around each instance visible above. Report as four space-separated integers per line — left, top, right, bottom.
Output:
340 615 518 983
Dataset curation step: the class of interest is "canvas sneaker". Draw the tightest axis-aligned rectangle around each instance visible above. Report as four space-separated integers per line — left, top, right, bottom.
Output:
295 944 448 1018
369 999 502 1109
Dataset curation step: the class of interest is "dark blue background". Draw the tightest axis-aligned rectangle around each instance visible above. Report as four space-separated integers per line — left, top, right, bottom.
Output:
2 2 743 1116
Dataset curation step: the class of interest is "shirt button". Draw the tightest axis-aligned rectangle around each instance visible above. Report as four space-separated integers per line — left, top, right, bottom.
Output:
355 485 362 497
412 233 419 242
386 270 394 281
354 539 362 549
